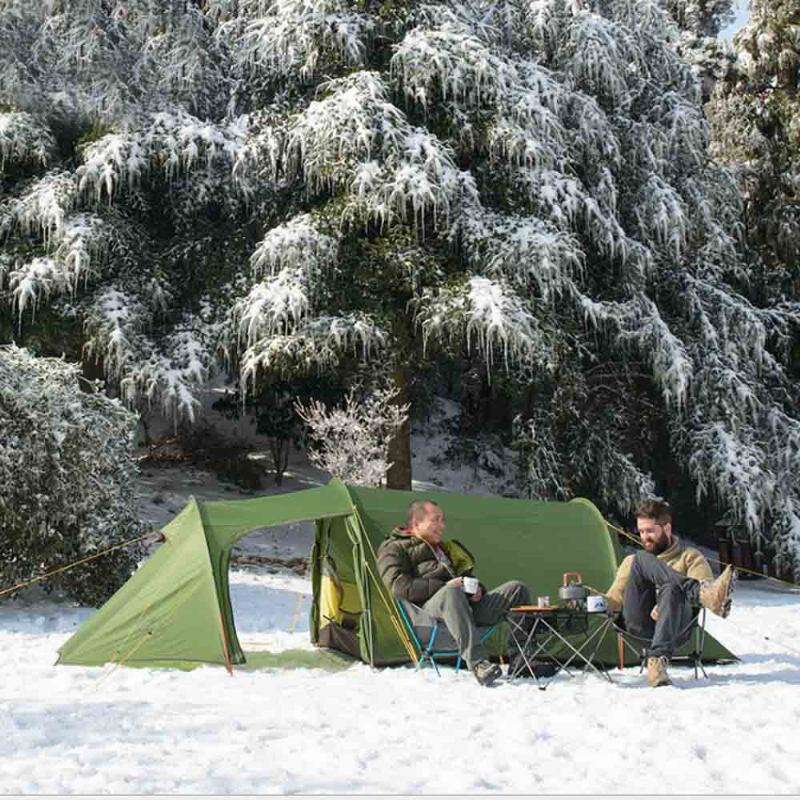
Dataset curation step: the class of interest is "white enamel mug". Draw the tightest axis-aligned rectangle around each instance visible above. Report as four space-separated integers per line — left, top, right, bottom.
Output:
586 595 607 613
462 576 480 594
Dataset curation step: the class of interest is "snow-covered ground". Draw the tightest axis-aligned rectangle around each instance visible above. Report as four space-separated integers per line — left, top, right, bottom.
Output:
3 408 799 794
1 568 800 794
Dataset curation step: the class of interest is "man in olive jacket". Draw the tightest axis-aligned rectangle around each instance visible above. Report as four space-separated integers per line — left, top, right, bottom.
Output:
377 499 530 686
605 499 735 688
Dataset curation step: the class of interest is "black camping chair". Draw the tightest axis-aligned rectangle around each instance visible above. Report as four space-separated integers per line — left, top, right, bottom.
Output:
613 607 708 679
396 599 499 676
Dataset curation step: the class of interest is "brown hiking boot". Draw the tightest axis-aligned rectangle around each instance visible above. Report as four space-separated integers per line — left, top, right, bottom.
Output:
699 565 736 617
647 656 672 688
473 660 502 687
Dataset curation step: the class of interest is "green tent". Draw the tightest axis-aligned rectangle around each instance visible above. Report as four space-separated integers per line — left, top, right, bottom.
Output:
58 479 735 670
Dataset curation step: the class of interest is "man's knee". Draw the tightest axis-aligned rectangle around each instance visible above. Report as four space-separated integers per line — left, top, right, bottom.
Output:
631 551 661 582
633 551 659 570
440 582 469 607
506 580 530 604
657 582 683 604
487 579 529 609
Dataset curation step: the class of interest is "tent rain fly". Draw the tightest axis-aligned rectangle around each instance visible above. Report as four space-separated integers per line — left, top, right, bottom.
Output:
58 480 736 670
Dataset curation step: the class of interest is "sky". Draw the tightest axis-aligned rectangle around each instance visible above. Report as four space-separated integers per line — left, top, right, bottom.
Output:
719 0 750 40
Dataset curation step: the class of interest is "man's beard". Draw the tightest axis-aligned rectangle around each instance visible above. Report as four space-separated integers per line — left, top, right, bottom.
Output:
647 536 670 555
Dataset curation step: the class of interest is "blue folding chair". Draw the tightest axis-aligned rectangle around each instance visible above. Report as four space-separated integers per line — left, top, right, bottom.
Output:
396 598 499 676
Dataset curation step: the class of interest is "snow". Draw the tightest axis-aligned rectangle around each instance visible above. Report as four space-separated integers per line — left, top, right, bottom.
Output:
249 213 340 279
236 267 312 343
2 569 800 794
415 276 548 377
465 275 540 367
240 0 374 82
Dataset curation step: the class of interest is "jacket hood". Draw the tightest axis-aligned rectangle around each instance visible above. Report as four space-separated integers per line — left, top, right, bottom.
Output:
386 527 477 574
388 526 417 540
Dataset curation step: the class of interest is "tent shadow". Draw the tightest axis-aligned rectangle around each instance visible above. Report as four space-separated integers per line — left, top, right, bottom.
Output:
605 666 800 689
599 649 800 689
737 652 800 668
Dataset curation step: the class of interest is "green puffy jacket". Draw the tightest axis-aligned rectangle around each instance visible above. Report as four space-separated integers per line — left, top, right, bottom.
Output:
376 527 478 605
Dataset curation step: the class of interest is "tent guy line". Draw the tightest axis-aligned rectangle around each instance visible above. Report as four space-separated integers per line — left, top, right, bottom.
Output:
0 529 166 599
605 519 800 591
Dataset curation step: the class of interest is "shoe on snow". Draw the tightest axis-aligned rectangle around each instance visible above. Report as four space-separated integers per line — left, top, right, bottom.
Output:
473 660 502 687
647 656 672 688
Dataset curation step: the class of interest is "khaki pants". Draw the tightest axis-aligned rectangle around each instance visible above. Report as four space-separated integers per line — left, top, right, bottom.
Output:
423 580 530 669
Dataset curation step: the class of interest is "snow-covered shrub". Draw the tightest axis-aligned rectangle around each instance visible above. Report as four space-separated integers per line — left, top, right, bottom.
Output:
296 387 409 486
0 346 143 605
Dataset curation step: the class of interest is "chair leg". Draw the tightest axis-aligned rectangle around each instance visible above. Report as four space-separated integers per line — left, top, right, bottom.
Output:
690 651 708 679
423 625 442 676
697 610 708 679
455 655 462 674
617 633 625 670
688 609 709 680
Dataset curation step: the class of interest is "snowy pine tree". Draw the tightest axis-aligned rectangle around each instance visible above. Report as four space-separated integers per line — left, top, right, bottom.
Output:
708 0 800 299
1 0 798 569
663 0 736 100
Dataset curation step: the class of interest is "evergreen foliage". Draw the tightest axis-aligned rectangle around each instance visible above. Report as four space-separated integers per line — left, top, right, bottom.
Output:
0 0 798 568
707 0 800 297
0 345 142 605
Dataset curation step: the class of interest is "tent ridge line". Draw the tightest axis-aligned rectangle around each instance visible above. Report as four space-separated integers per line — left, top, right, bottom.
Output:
199 510 355 529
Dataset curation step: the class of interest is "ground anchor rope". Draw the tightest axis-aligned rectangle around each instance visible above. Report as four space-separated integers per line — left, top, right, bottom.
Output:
0 530 166 599
604 519 800 590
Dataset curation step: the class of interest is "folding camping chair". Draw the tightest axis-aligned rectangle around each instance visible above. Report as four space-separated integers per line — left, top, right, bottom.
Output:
396 599 499 676
614 607 708 679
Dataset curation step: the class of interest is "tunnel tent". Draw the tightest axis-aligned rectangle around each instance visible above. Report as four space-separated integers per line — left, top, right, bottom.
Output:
57 480 736 670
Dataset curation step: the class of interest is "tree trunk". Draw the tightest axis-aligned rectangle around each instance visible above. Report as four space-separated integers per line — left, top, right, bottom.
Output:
385 363 412 490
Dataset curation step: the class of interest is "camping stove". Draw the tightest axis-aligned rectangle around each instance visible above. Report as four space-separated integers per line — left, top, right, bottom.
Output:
558 572 589 611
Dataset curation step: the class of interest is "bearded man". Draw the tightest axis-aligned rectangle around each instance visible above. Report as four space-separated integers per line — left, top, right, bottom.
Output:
605 499 735 687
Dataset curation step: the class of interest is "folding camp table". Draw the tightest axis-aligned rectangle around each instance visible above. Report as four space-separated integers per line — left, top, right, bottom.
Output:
505 605 615 689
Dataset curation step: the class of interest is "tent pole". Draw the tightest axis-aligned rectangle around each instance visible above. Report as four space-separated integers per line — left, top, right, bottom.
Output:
219 612 234 675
